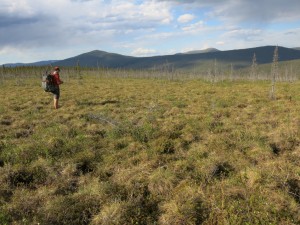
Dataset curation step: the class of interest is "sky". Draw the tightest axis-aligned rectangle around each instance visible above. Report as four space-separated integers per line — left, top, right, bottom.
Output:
1 0 300 64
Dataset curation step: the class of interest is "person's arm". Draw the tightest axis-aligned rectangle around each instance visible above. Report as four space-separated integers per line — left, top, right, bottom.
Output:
57 74 63 84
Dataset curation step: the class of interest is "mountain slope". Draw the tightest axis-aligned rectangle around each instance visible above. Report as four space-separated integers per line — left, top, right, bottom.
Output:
4 60 58 67
56 50 137 68
3 46 300 70
55 46 300 70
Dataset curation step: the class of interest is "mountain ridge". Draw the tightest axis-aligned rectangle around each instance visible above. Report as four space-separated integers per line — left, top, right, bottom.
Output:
3 46 300 70
3 60 58 67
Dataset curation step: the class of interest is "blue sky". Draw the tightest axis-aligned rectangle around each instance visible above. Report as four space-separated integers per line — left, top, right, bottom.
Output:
1 0 300 64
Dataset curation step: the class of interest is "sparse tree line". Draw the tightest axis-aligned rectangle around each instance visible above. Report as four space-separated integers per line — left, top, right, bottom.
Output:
0 47 299 85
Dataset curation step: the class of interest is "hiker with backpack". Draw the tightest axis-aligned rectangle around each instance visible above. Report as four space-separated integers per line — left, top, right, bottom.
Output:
51 66 63 109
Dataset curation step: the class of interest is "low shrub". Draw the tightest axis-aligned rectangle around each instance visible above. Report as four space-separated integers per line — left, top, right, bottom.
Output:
159 183 208 224
3 188 44 223
91 201 126 225
124 182 159 224
148 168 177 197
7 162 49 188
286 179 300 203
210 162 235 179
73 150 97 175
153 137 176 155
39 193 101 225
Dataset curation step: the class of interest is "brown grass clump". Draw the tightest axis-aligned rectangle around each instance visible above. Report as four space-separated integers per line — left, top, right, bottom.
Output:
91 201 126 225
148 168 177 197
7 161 49 188
286 179 300 203
4 188 45 223
40 193 101 225
159 183 208 224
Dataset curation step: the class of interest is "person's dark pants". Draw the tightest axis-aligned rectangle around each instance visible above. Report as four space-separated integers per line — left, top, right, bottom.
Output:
51 86 60 99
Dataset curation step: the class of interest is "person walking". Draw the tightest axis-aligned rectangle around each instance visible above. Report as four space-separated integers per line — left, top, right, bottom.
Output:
51 66 63 109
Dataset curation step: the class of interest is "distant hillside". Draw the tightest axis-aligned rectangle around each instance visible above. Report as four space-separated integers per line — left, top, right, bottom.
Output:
4 46 300 70
56 50 136 68
294 47 300 51
55 46 300 70
4 60 58 67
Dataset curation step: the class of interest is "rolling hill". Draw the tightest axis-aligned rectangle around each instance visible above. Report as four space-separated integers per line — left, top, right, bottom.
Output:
55 46 300 70
4 60 58 67
55 50 136 68
4 46 300 70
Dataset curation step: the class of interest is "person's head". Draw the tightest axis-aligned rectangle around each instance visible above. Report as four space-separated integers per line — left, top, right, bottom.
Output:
54 66 60 71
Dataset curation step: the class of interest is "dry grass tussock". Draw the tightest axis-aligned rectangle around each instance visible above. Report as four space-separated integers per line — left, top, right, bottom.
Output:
1 75 300 224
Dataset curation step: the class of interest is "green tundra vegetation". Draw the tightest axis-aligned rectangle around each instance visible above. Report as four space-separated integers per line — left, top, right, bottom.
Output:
0 65 300 224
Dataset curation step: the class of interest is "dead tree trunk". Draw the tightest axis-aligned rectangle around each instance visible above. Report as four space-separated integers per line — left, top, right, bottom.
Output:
270 46 279 100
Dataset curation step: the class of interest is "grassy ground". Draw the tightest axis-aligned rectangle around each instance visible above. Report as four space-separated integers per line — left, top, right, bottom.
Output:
1 75 300 224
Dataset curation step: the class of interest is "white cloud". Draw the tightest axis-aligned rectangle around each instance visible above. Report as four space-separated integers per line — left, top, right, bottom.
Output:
181 47 196 52
131 48 157 56
1 0 300 64
222 28 263 42
0 46 17 56
216 41 225 45
0 0 174 60
158 0 300 23
0 0 173 44
138 32 178 40
139 1 173 24
177 14 195 23
181 20 205 32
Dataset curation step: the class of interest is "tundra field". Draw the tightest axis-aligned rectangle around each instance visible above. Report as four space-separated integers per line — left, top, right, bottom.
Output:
1 68 300 224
